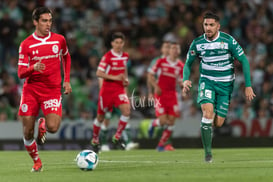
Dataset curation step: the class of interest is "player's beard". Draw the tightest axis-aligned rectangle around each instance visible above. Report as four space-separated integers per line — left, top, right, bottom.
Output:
205 31 217 41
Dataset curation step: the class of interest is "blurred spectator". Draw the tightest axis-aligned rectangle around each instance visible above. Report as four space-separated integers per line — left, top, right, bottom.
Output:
0 0 271 124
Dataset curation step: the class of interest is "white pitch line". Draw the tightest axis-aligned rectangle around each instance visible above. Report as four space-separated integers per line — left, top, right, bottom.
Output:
100 160 195 164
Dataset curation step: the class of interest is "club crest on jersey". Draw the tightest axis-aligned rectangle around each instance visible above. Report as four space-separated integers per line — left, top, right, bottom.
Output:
52 45 59 54
220 41 225 49
21 104 28 112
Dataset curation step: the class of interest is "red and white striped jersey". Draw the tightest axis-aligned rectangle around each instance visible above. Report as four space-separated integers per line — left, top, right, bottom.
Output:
18 32 69 89
150 57 184 92
98 49 129 88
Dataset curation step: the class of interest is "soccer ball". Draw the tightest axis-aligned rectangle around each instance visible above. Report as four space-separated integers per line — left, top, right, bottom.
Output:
76 150 99 171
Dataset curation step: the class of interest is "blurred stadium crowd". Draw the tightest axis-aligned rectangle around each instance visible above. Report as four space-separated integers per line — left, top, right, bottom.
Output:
0 0 272 122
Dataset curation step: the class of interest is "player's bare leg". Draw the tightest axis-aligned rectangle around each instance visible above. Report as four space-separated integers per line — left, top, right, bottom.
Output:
22 116 43 172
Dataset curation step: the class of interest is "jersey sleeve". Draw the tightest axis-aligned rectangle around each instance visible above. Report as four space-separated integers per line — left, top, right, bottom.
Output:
61 37 71 83
17 41 35 78
229 36 252 87
60 35 68 56
147 57 158 72
178 62 184 83
183 40 197 81
97 54 109 72
149 58 161 74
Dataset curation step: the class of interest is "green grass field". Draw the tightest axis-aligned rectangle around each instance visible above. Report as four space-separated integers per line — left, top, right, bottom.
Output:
1 148 273 182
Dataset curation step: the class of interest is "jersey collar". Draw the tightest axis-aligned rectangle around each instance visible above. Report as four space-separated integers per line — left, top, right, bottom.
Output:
111 49 123 57
33 32 51 42
204 31 220 42
166 56 179 66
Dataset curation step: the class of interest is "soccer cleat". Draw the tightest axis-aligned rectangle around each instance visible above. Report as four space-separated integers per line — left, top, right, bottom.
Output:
125 142 139 151
101 144 110 152
37 117 47 145
156 145 165 152
112 136 126 150
205 154 213 163
164 144 175 151
91 139 100 154
31 159 43 172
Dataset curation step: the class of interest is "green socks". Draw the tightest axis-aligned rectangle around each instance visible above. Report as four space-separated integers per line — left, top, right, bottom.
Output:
201 122 212 156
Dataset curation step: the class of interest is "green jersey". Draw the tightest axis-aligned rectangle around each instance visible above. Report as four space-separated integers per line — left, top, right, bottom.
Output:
183 31 251 87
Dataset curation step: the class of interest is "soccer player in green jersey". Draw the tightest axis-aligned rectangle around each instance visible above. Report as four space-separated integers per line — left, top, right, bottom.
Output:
182 12 256 162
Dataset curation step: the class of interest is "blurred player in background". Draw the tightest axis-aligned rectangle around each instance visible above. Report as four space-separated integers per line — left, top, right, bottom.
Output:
147 41 170 99
147 41 175 150
148 42 184 151
91 32 130 153
183 12 255 162
97 78 139 152
17 7 72 172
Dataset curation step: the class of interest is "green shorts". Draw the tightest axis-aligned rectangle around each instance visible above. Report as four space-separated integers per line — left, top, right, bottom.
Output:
197 77 234 118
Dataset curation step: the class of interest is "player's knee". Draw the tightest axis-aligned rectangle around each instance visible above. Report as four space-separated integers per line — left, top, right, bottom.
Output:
46 122 59 133
121 110 130 117
202 109 214 118
97 115 105 122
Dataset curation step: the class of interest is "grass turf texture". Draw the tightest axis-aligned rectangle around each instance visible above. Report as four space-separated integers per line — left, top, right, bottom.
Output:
1 148 273 182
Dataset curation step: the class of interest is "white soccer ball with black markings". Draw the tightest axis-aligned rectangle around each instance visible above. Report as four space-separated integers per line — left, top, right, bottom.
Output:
76 150 99 171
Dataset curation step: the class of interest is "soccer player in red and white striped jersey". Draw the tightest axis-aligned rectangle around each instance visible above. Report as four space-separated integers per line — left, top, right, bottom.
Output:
91 32 130 153
148 42 184 151
17 7 72 172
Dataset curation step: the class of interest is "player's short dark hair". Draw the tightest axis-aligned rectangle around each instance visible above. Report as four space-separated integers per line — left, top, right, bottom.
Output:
32 7 52 21
111 32 125 42
203 11 220 22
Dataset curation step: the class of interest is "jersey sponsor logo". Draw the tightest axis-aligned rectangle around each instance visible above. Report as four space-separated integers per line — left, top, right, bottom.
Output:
52 45 59 54
43 98 61 110
197 42 228 51
205 89 212 99
32 54 59 61
21 104 28 112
